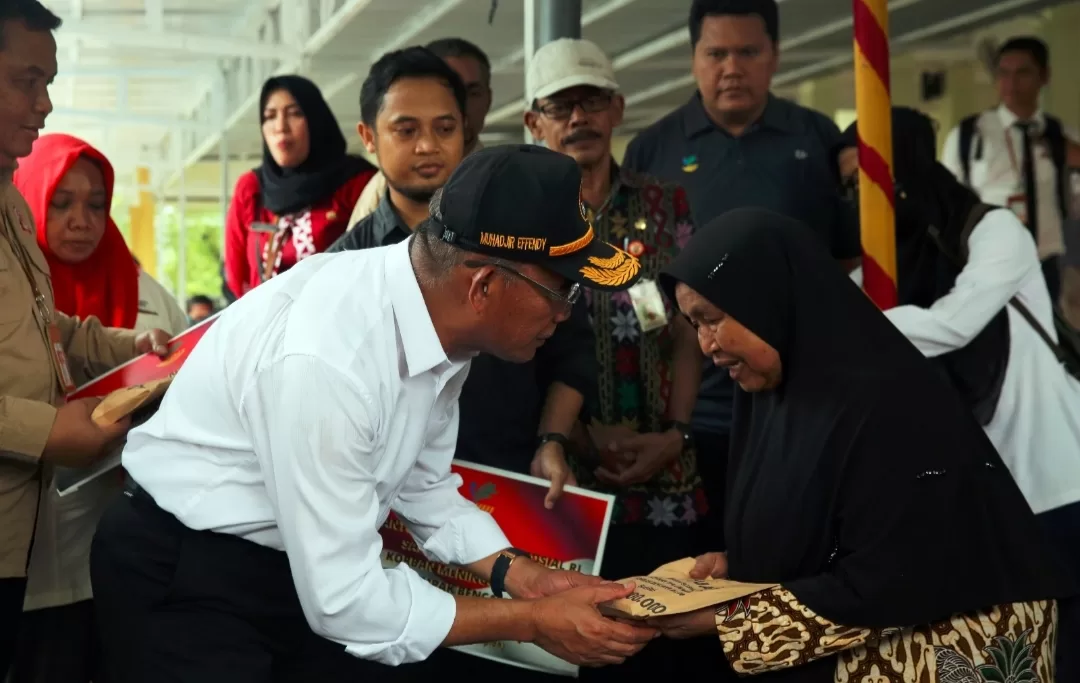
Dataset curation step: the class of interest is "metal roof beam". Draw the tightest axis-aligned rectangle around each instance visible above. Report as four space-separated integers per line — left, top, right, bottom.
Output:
165 0 475 187
164 0 380 186
55 65 215 78
55 19 300 61
50 107 213 132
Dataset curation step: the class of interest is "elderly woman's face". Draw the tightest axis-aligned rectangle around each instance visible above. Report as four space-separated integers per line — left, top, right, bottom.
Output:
675 282 782 392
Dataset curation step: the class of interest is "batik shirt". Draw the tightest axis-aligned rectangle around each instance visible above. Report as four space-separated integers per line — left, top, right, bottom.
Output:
572 164 707 527
716 589 1055 682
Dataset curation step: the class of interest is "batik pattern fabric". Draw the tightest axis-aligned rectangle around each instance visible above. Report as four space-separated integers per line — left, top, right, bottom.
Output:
572 165 707 527
716 586 1056 682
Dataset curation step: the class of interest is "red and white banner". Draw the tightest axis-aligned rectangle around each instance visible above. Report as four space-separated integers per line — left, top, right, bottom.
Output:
379 460 614 677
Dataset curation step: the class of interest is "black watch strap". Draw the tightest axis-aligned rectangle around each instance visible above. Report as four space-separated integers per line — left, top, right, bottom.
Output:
536 433 570 449
664 420 694 449
491 547 529 598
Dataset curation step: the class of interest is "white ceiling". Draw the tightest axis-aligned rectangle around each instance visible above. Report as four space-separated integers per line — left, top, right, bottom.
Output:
39 0 1074 195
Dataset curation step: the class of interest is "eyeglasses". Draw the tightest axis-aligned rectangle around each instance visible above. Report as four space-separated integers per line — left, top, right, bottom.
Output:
465 259 581 314
534 93 613 121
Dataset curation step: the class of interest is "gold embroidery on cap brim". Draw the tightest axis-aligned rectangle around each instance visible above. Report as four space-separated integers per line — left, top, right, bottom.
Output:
550 224 595 257
579 249 641 287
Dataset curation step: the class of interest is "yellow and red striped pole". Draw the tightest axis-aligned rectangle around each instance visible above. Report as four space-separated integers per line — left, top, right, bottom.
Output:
853 0 897 309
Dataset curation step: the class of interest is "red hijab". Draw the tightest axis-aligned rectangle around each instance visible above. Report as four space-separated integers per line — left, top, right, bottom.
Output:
14 134 139 329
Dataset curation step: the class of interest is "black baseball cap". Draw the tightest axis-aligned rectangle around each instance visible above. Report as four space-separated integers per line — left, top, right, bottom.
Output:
434 145 641 291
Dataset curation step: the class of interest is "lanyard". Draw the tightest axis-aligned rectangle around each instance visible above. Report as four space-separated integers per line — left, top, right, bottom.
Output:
1 208 52 325
0 207 77 394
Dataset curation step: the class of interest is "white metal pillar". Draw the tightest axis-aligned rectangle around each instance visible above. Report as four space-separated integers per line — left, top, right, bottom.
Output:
175 132 188 302
523 0 536 143
214 71 230 254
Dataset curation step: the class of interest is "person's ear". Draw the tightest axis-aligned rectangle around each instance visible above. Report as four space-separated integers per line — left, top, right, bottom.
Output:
357 121 376 155
466 264 500 313
610 93 625 128
524 109 545 143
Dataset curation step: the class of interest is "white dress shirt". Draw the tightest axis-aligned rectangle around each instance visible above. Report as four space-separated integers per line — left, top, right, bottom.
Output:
941 104 1078 261
23 270 189 612
885 209 1080 514
122 238 511 665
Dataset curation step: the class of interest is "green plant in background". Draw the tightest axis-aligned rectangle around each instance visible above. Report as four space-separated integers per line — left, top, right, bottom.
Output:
157 207 225 303
114 204 226 304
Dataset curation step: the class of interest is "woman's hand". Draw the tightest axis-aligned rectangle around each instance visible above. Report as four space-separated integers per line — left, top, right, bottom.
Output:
690 552 728 579
646 606 717 640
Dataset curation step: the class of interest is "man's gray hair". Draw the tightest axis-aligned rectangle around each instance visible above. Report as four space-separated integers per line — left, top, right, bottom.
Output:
412 189 471 283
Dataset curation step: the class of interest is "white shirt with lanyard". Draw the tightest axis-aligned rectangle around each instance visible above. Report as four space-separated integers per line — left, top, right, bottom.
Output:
941 105 1078 261
121 238 511 666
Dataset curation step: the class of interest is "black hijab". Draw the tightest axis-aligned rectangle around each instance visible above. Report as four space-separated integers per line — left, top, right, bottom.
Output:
254 75 374 215
840 107 1010 425
660 209 1070 657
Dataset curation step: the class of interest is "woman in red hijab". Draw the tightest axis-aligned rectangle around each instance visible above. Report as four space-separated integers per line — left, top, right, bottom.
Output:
14 133 140 330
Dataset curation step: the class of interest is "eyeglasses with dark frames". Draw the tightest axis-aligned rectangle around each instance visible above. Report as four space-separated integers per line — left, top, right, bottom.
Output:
533 93 614 121
464 259 580 313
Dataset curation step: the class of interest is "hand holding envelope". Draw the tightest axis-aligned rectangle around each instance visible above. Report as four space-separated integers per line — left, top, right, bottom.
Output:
599 556 775 639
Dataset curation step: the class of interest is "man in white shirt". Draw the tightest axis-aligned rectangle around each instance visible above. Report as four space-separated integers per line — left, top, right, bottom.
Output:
90 145 649 682
941 36 1078 305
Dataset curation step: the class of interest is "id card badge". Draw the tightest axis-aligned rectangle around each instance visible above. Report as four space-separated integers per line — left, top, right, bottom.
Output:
627 279 668 333
1006 193 1029 226
47 322 77 394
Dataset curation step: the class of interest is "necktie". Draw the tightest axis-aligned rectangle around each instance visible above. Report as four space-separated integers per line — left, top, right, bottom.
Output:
1016 120 1039 243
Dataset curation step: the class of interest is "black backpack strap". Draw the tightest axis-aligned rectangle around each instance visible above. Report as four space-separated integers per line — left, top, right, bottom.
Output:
929 203 996 266
958 115 979 185
1042 116 1069 221
1008 297 1070 366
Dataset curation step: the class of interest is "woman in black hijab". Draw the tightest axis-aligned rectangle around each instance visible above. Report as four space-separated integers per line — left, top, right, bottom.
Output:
645 208 1070 683
223 75 375 299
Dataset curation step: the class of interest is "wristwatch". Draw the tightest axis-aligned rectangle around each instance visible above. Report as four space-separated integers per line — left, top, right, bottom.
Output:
664 420 694 451
491 547 530 598
535 433 570 450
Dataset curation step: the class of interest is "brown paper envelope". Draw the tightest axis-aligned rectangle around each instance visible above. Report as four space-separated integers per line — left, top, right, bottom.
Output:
90 375 175 426
600 557 777 619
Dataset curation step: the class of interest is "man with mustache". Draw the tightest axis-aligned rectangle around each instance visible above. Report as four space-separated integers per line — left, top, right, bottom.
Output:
347 38 492 228
523 38 711 680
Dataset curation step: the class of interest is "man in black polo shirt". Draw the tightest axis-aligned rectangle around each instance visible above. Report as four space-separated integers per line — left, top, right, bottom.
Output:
622 0 860 551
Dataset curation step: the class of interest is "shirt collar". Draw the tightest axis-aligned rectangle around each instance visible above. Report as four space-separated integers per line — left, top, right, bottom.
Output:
682 92 793 139
996 103 1046 131
372 191 413 246
384 238 450 377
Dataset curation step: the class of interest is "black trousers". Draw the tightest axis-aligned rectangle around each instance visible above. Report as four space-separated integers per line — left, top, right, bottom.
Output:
90 490 393 683
9 600 106 683
1037 501 1080 683
1 577 28 679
